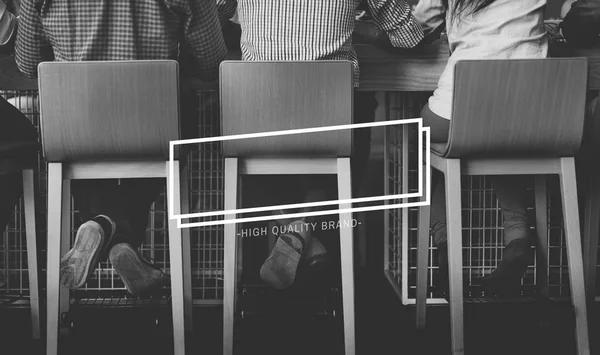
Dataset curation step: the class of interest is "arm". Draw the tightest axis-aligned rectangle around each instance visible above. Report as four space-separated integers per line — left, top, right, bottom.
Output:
561 0 600 47
216 0 237 28
176 0 228 81
14 0 48 78
366 0 425 48
412 0 446 43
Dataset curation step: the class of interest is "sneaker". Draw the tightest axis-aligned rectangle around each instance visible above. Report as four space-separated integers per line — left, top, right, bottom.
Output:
479 238 532 297
260 221 308 290
109 243 170 296
60 216 115 290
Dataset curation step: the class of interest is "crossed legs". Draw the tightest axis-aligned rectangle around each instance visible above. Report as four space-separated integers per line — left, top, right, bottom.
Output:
259 92 378 290
60 179 170 296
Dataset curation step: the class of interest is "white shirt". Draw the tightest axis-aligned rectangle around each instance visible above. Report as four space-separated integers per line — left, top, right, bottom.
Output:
413 0 548 119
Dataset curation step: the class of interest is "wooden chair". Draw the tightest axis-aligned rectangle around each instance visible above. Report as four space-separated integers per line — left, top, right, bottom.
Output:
220 61 356 355
0 139 40 341
415 58 590 355
38 61 192 355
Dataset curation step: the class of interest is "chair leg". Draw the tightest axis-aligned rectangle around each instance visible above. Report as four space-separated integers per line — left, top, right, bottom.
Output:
558 158 590 355
22 169 40 340
166 160 187 355
60 179 71 329
582 169 600 303
180 165 194 335
416 203 431 330
534 176 549 297
337 158 355 355
46 163 63 355
236 178 243 293
223 158 239 355
445 159 464 355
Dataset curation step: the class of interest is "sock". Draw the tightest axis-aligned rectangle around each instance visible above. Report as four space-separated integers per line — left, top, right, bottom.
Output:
93 215 114 237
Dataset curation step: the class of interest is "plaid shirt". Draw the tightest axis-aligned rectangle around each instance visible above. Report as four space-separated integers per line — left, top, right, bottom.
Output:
15 0 227 80
216 0 424 86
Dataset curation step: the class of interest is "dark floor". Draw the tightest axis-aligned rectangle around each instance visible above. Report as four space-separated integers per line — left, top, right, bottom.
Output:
1 267 597 355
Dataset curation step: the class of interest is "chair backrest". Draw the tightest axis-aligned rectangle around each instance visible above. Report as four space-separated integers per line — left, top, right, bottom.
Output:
38 60 180 162
220 61 353 157
440 58 588 158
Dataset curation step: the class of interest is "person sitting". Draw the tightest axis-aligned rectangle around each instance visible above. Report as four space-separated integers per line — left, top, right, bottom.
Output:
15 0 227 296
216 0 425 290
413 0 547 297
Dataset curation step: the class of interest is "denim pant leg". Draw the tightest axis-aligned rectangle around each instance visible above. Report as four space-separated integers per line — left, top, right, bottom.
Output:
0 96 38 233
352 92 378 197
429 174 531 247
109 178 165 249
487 176 531 245
430 170 448 246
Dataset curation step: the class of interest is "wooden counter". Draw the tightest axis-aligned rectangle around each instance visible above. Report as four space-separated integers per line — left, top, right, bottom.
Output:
1 35 600 92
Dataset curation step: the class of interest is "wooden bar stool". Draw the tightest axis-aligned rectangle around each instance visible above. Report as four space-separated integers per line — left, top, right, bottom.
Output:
219 61 356 355
38 61 192 355
414 58 590 355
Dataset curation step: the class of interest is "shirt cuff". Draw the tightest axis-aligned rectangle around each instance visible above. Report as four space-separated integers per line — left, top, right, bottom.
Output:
387 21 425 48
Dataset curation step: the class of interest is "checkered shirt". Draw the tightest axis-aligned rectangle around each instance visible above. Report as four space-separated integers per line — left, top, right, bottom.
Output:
216 0 424 86
15 0 227 80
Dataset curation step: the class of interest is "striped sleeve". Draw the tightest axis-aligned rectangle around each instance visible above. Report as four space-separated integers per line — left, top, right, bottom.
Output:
178 0 228 80
366 0 424 48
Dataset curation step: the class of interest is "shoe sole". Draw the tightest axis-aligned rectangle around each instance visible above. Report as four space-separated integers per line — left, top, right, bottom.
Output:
109 244 168 296
60 222 105 290
260 233 305 290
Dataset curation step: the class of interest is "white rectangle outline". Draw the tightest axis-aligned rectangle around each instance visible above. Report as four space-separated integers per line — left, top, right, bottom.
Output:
168 118 430 228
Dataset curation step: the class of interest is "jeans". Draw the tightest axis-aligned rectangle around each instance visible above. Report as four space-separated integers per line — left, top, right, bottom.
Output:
352 91 378 196
72 87 199 251
72 179 165 249
430 172 531 246
0 96 38 233
421 103 531 247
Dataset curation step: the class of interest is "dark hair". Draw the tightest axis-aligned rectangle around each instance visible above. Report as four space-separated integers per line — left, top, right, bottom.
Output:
441 0 498 19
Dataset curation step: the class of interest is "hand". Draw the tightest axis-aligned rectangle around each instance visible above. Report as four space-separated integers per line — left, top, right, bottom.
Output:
544 20 565 43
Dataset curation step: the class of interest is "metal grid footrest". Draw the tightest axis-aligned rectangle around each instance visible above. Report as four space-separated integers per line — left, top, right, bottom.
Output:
463 295 571 306
0 293 33 307
237 285 340 318
72 296 171 309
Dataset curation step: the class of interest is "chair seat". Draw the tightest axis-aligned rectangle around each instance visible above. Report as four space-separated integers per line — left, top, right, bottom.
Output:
0 141 39 173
